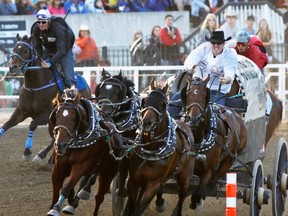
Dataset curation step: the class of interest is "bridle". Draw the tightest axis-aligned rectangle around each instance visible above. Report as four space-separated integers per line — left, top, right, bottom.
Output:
53 102 82 141
9 40 38 71
185 79 208 126
140 89 167 135
97 78 127 115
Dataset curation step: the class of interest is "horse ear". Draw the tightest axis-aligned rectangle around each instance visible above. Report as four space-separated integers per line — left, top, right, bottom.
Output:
161 81 169 95
186 72 193 84
101 69 111 81
203 75 210 85
28 35 33 43
16 33 21 41
118 70 123 78
141 97 146 108
55 92 63 105
149 78 156 91
22 35 28 41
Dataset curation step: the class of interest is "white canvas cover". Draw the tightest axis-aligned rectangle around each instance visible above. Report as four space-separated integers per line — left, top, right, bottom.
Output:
236 55 266 122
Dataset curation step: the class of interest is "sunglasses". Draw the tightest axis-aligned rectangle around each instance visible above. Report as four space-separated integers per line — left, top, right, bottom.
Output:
211 42 223 45
237 42 247 48
37 21 48 25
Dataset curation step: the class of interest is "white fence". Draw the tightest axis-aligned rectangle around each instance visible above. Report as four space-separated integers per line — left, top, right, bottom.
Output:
0 64 287 118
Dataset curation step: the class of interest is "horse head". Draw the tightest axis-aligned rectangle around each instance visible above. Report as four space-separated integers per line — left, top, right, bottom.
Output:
8 34 38 76
140 78 169 139
185 76 210 127
96 71 131 116
50 88 87 155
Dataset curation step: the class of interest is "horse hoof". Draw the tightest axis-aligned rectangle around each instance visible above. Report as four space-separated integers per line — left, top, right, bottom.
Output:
47 209 60 216
22 148 32 161
62 205 75 215
195 199 204 211
155 200 167 212
77 189 91 200
32 155 44 163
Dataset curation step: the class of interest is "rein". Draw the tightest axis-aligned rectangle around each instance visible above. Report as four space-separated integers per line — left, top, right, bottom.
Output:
10 40 58 92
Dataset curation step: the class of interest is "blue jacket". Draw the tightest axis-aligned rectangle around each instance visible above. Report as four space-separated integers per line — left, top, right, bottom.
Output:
148 0 169 11
64 0 88 14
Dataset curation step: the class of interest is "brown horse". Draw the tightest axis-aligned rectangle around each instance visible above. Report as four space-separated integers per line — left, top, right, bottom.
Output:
73 70 141 208
123 80 196 216
183 77 248 210
47 88 124 216
265 88 282 147
1 34 91 161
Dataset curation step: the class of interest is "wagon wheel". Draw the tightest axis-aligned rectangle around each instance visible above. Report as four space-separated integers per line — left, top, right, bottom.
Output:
112 173 127 216
250 159 266 216
272 138 288 216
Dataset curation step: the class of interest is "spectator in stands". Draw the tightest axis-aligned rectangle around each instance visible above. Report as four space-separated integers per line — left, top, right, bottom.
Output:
0 0 17 15
198 13 219 46
159 14 182 65
64 0 88 14
258 18 274 63
126 0 150 12
147 0 169 11
15 0 34 15
243 15 256 35
129 30 146 66
144 25 161 65
94 0 107 13
174 0 190 11
220 10 240 39
235 30 268 72
75 25 100 66
207 0 223 13
283 10 288 62
33 0 48 14
190 0 210 27
48 0 65 14
85 0 107 13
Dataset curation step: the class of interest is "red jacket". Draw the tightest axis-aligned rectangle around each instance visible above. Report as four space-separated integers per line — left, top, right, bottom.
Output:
159 26 182 46
235 36 268 70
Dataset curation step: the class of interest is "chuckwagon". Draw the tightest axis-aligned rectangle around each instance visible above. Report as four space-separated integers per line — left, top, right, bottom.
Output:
110 55 287 216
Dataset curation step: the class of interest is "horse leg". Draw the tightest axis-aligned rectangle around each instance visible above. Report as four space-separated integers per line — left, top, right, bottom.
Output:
93 172 116 216
133 181 163 215
62 174 93 215
48 164 68 215
118 158 129 197
155 186 167 212
122 178 139 216
0 108 26 137
32 138 54 163
78 174 97 200
23 113 49 160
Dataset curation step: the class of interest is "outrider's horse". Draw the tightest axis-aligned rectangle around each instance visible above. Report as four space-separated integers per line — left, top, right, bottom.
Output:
123 80 196 216
1 34 91 161
183 76 248 209
47 88 124 216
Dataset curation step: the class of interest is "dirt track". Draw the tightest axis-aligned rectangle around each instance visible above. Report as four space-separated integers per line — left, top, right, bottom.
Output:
0 120 287 216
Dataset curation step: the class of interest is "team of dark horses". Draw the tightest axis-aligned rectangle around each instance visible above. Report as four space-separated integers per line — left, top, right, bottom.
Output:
0 35 283 216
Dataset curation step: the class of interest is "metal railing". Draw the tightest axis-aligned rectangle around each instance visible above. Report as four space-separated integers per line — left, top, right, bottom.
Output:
0 64 287 117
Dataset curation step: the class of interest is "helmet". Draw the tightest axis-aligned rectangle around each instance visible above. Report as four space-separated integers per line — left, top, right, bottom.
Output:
36 6 51 21
236 30 250 44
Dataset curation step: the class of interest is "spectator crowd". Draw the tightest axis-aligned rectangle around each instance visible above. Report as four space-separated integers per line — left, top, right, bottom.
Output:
0 0 287 108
